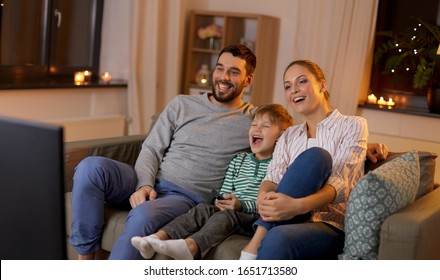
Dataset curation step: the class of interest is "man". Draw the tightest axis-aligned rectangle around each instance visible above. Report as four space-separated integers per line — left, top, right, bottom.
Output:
69 45 257 259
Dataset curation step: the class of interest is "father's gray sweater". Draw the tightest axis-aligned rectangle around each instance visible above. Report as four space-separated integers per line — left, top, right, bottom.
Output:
135 93 254 203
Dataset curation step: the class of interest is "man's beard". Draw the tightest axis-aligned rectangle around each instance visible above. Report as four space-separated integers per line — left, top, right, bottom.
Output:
211 80 245 103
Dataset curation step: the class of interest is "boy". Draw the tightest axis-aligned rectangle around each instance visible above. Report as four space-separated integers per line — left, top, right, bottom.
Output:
131 104 294 259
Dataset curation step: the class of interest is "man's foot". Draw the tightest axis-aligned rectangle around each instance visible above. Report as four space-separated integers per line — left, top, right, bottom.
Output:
131 235 159 259
149 239 193 260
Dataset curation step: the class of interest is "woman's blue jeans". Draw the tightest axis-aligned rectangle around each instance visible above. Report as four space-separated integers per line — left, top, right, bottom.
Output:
255 147 345 259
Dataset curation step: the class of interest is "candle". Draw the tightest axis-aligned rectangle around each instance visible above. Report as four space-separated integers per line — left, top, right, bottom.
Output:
101 72 112 83
83 70 92 84
367 93 377 104
196 64 210 86
74 71 85 85
377 97 387 106
386 98 395 107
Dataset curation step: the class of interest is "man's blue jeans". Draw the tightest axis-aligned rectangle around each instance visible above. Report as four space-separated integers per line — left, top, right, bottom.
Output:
69 156 202 259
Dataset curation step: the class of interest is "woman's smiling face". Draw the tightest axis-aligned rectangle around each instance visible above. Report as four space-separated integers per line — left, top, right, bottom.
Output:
283 64 325 115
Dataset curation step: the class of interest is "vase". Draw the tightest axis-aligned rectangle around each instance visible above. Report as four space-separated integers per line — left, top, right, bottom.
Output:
208 37 215 49
427 87 440 114
207 37 221 50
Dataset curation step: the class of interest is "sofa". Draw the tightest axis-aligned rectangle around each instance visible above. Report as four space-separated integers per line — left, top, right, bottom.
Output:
64 134 440 260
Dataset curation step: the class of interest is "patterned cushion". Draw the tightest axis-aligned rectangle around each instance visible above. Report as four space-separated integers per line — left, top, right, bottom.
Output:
339 150 420 260
364 151 437 200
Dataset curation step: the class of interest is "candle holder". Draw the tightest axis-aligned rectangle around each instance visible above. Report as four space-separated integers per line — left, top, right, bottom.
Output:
366 93 377 105
377 97 387 108
74 71 85 85
83 70 92 84
386 98 395 109
101 72 112 83
196 64 210 86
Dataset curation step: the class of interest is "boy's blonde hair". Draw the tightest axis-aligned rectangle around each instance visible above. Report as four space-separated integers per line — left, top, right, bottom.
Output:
253 104 294 130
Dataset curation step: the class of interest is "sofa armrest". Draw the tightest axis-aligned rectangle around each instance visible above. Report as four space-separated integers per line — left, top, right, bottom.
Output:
64 134 147 192
378 187 440 259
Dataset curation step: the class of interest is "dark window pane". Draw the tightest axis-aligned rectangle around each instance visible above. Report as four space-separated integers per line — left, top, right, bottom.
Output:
50 0 94 71
0 0 103 84
0 0 45 66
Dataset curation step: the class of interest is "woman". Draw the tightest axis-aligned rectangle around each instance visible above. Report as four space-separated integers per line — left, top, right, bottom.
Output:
240 60 369 260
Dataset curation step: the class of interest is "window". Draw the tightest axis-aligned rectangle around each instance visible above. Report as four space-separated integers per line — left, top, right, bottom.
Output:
370 0 439 99
0 0 103 85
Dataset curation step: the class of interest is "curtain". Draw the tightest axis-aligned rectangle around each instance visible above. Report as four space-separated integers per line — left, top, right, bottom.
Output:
288 0 378 120
127 0 186 135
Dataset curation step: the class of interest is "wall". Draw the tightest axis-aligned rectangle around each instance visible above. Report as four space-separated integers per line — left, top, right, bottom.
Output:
358 108 440 184
0 87 128 141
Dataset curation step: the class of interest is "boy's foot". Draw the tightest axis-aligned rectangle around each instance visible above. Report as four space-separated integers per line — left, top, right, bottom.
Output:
131 235 159 259
239 250 257 260
149 238 193 260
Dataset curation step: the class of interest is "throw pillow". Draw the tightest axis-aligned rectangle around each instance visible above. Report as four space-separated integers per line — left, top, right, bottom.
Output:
364 151 437 200
339 150 420 260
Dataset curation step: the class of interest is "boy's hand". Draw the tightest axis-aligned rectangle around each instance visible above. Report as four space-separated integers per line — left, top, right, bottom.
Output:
215 194 243 212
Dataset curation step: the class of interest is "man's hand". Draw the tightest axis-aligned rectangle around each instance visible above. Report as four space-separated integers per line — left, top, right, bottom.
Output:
367 143 389 163
129 185 157 208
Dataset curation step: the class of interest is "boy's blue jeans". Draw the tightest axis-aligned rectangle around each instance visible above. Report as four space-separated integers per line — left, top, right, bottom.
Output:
255 147 345 259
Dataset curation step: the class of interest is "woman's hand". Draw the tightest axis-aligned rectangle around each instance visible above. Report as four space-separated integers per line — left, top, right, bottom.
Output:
129 185 157 208
215 194 243 211
257 192 303 222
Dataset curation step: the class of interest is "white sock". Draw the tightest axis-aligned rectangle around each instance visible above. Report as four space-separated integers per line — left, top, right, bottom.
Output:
149 238 193 260
131 234 159 259
239 250 257 260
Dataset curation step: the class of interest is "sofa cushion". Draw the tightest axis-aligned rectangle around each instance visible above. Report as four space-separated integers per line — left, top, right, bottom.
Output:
340 150 420 260
364 150 437 200
65 191 249 259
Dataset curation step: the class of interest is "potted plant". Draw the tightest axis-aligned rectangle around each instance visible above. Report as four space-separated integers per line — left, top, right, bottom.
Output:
374 17 440 113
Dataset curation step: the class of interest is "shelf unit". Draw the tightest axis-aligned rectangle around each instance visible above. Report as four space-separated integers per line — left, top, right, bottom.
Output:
182 10 279 106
